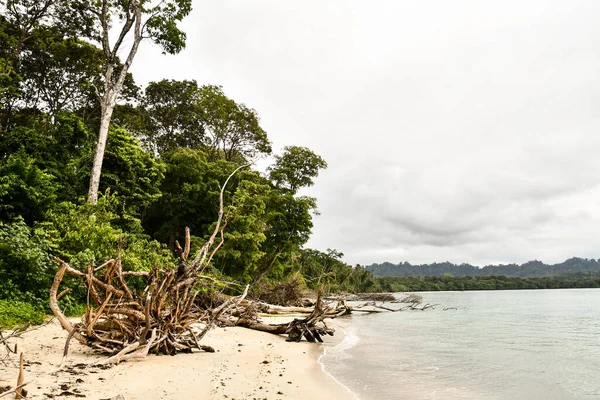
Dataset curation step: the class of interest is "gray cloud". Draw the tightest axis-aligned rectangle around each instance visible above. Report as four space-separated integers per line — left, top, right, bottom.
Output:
132 0 600 266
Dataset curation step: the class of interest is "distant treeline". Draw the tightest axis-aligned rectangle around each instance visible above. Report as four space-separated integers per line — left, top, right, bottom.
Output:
379 275 600 292
366 258 600 278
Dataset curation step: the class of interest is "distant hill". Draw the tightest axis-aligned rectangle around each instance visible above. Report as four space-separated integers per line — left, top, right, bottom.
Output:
365 258 600 278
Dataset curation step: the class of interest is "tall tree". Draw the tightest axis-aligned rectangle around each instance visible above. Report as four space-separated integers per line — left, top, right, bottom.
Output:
18 28 104 118
197 85 271 162
0 0 61 130
137 80 272 161
84 0 192 204
252 146 328 282
268 146 328 194
139 79 205 154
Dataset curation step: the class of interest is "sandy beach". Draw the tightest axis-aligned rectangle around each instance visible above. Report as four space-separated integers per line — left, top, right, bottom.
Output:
0 318 354 400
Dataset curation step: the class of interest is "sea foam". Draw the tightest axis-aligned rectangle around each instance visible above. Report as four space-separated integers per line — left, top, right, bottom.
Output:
318 326 361 399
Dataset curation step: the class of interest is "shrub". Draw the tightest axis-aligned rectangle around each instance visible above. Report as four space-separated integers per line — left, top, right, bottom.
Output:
0 299 45 328
0 217 56 302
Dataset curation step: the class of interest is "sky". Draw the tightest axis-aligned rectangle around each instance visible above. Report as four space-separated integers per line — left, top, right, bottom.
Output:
131 0 600 267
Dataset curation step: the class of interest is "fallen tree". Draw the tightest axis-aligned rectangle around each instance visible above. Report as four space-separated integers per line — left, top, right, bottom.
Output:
325 293 396 302
220 292 349 342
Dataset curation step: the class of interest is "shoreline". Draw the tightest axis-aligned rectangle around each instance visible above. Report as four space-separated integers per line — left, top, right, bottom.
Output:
317 323 361 400
0 318 355 399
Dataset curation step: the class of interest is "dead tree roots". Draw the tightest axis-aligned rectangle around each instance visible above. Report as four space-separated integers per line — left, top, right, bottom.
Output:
49 166 250 363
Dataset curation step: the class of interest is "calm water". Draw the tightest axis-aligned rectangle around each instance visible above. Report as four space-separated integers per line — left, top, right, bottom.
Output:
321 289 600 400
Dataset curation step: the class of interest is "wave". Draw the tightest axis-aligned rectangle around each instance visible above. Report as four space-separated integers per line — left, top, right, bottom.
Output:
318 326 361 400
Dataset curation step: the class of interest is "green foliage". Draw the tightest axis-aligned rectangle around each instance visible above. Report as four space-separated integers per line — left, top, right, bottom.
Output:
268 146 328 194
138 81 272 161
140 0 192 54
144 148 229 244
100 127 165 226
252 193 317 282
367 257 600 278
197 85 272 162
18 27 103 116
380 275 600 292
0 299 45 328
139 79 205 153
216 180 270 280
296 248 386 294
42 196 173 273
0 217 56 307
0 150 58 224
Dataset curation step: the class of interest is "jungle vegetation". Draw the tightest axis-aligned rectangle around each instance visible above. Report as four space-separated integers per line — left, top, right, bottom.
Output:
0 0 385 328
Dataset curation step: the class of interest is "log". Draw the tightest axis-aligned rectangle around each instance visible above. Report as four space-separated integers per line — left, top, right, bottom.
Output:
224 292 344 342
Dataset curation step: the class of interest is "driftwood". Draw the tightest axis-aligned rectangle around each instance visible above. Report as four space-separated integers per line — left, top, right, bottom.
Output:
0 323 34 368
0 352 27 400
326 292 427 304
14 353 24 399
325 292 396 302
0 382 28 400
222 292 349 342
49 165 249 362
396 293 423 304
0 333 17 368
353 301 438 312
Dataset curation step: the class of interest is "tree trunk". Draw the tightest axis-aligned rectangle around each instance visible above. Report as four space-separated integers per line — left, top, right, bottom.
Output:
87 95 116 204
86 0 142 204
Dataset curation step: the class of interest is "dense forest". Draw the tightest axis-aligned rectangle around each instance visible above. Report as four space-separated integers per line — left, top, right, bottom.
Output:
380 274 600 292
369 259 600 292
0 0 386 328
367 258 600 278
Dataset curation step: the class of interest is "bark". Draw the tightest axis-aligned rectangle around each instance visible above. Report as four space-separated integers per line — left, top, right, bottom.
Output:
15 353 24 399
87 0 143 204
49 261 87 345
87 99 116 203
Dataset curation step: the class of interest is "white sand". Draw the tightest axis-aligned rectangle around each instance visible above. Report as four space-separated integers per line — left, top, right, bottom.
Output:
0 319 354 399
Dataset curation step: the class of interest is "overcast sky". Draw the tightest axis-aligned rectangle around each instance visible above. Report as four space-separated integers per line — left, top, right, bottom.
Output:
131 0 600 266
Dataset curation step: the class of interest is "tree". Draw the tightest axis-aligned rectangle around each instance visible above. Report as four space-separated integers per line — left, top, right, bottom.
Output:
0 217 56 302
84 0 192 204
197 85 271 162
247 146 327 283
142 148 245 246
97 127 165 228
0 150 58 224
252 193 316 283
18 28 103 118
268 146 327 194
137 81 272 162
0 112 94 202
216 179 271 280
138 79 205 154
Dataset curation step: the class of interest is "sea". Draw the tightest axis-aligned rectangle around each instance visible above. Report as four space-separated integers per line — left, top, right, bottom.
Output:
319 289 600 400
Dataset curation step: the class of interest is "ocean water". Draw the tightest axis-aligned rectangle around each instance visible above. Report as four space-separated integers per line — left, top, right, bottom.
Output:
320 289 600 400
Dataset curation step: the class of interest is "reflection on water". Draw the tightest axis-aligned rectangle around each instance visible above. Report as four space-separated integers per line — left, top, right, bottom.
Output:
322 289 600 400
